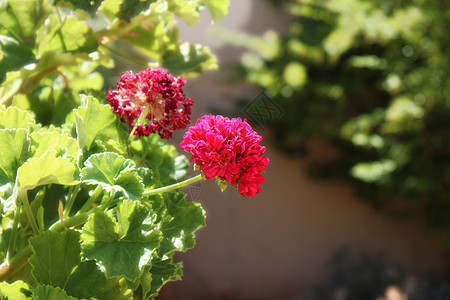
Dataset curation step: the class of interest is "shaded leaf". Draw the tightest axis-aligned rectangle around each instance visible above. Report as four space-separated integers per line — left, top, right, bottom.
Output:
31 285 76 300
158 192 206 254
0 129 29 185
0 35 35 82
29 230 81 288
147 256 182 299
81 200 162 280
64 260 108 299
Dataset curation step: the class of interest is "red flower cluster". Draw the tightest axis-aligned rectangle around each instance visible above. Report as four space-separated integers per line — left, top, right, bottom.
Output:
180 115 269 197
106 68 192 139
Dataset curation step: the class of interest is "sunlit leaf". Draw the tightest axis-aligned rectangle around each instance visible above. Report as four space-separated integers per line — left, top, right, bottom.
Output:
36 14 98 56
162 42 217 77
0 280 31 300
167 0 200 26
203 0 229 23
73 95 125 151
30 131 78 159
17 149 77 190
0 106 35 130
2 0 47 42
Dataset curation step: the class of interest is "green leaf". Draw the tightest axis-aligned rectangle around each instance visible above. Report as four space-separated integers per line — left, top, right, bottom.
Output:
0 129 29 185
31 285 76 300
0 106 36 130
0 280 31 300
203 0 229 23
64 260 108 298
98 0 125 19
162 42 217 77
130 135 188 185
159 192 205 254
0 35 35 82
28 229 131 299
81 200 162 280
36 14 98 56
73 95 125 151
30 131 78 159
81 152 143 200
147 256 182 299
167 0 201 26
17 148 77 190
1 0 48 42
29 230 81 288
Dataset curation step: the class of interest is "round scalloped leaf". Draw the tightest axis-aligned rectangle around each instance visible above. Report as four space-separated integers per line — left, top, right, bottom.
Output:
0 105 36 130
80 200 162 280
0 280 31 300
31 285 76 300
17 148 78 191
81 152 143 200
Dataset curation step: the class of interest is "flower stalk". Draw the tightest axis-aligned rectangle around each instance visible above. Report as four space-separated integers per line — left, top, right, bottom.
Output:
143 174 204 197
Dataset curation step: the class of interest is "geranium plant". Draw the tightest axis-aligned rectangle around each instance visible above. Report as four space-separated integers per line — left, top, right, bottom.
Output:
0 65 268 299
0 0 269 298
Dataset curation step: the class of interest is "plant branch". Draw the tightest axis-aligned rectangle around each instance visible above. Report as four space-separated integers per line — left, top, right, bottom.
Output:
20 190 40 235
64 185 80 218
6 202 22 263
143 174 204 197
78 186 103 214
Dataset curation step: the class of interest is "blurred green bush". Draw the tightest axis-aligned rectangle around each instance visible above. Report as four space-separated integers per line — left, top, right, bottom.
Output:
238 0 449 239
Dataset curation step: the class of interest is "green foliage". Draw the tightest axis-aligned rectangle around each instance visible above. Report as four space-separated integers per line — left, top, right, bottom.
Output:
0 0 227 296
0 0 227 122
238 0 450 235
0 94 207 298
80 200 161 280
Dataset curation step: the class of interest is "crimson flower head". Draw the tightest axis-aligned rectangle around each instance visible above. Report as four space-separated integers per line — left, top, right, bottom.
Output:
180 115 269 197
106 68 193 139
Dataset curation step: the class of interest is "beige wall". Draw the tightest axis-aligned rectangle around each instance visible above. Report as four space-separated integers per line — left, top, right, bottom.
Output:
159 1 448 299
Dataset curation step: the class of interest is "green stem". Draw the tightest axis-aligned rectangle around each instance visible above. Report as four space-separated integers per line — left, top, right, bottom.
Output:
0 83 21 106
128 105 151 142
78 186 103 214
6 202 22 263
99 190 116 211
64 185 80 218
20 190 40 235
143 174 204 197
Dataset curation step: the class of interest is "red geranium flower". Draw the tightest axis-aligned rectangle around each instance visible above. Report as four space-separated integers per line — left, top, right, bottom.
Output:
106 68 192 139
180 115 269 197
